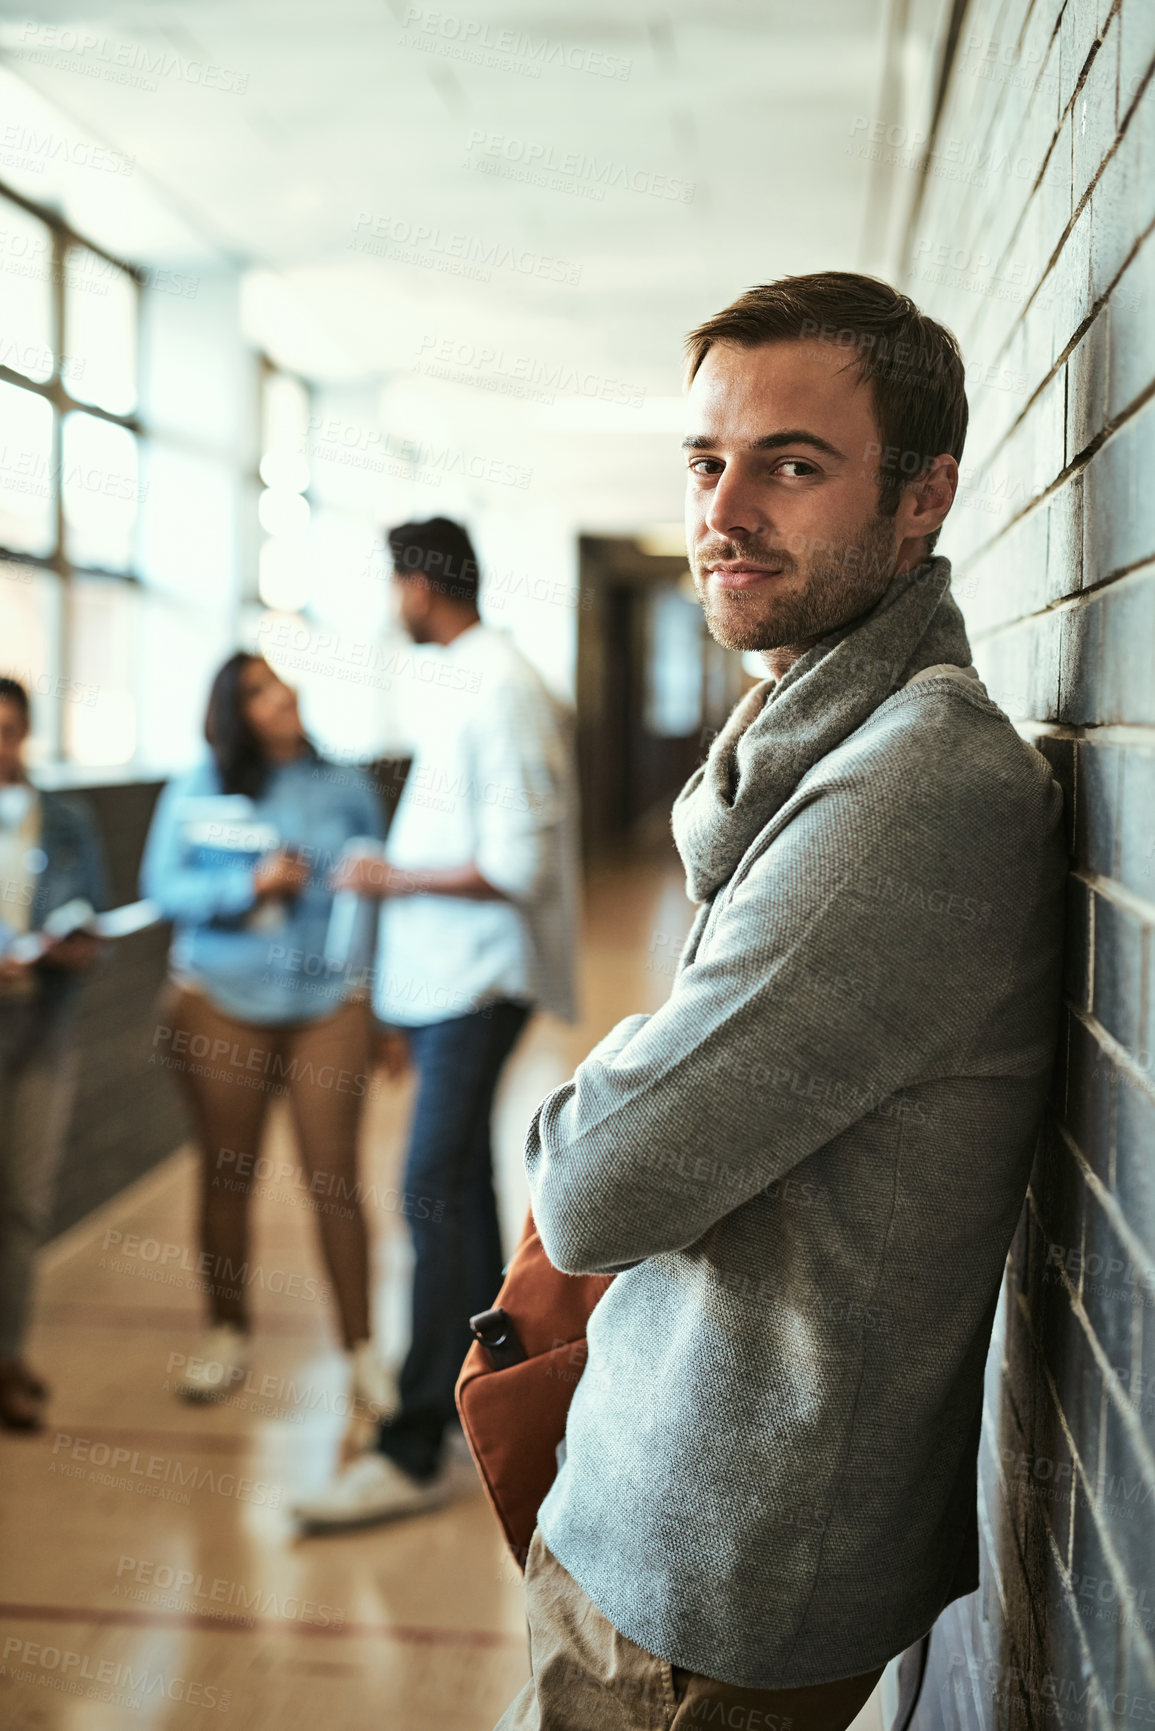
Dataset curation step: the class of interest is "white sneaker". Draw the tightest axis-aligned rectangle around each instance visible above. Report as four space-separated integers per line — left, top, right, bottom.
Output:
173 1324 248 1402
291 1452 452 1530
348 1341 399 1421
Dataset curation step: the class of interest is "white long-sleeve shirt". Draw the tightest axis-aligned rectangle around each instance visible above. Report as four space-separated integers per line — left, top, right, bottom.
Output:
373 623 578 1027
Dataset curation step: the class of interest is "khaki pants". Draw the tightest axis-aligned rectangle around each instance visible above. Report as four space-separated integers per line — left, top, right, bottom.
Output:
497 1531 884 1731
164 986 373 1348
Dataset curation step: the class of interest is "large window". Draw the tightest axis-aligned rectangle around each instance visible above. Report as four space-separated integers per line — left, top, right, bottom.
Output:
256 360 312 613
0 183 143 767
0 180 254 775
1 178 389 774
251 362 394 758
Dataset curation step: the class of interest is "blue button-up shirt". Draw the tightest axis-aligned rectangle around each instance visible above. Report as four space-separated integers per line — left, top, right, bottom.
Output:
141 754 384 1025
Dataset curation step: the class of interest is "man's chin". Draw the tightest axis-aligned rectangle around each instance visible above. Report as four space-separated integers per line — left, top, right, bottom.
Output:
701 600 794 656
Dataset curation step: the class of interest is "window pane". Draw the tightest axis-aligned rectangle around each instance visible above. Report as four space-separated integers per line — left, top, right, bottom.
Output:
136 592 229 774
64 579 137 766
138 443 236 604
258 487 309 538
0 382 55 556
259 372 311 610
310 508 389 625
262 370 309 459
258 535 309 611
0 563 62 765
61 412 140 571
64 247 137 416
0 200 54 382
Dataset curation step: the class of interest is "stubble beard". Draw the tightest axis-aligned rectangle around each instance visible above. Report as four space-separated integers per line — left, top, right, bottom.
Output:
692 513 900 655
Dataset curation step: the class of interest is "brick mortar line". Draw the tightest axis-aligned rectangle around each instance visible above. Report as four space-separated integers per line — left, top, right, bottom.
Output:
1014 721 1155 746
1042 0 1123 199
978 1385 1036 1594
916 4 1104 365
1129 1622 1155 1706
1040 1513 1109 1702
960 246 1155 516
1053 1117 1155 1306
962 362 1155 575
1011 1243 1155 1597
1069 865 1155 929
963 544 1155 640
1066 1000 1155 1108
933 0 1069 237
910 47 1155 503
960 5 1136 387
1015 5 1114 215
1035 1265 1155 1584
1012 1264 1090 1547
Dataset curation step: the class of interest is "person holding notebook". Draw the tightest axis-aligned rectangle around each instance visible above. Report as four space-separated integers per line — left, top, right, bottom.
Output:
141 652 391 1414
0 676 107 1431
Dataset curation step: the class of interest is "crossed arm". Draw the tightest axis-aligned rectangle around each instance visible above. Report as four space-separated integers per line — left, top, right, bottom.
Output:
525 780 1002 1275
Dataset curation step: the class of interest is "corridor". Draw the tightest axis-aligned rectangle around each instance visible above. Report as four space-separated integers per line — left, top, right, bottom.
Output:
0 852 714 1731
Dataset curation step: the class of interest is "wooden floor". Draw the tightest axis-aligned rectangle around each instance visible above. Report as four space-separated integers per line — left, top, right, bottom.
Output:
0 850 884 1731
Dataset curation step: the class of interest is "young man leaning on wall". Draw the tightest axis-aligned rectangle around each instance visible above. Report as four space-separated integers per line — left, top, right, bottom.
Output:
495 272 1068 1731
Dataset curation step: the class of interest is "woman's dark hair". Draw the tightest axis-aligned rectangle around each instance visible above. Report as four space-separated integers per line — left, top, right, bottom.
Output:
203 653 309 799
0 677 31 721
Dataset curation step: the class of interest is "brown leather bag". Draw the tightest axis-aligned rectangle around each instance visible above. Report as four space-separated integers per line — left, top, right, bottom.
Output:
454 1209 612 1568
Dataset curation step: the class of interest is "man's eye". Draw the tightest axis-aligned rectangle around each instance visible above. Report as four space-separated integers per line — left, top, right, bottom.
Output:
689 458 723 475
776 459 818 478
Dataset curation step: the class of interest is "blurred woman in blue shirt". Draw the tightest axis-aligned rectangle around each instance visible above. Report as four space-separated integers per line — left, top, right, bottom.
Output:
141 653 392 1414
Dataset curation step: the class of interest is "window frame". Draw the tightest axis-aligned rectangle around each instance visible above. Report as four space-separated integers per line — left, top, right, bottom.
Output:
0 177 144 761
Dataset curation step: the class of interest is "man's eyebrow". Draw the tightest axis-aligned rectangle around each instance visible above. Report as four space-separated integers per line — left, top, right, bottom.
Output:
681 429 847 460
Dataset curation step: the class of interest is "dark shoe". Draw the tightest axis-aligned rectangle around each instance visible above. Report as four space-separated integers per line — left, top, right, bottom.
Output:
0 1363 45 1432
14 1361 50 1401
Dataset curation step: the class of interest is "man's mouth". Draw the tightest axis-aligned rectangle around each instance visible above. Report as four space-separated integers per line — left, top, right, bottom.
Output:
707 563 787 589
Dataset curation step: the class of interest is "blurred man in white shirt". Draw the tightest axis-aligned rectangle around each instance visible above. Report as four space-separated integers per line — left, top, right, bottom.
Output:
292 517 578 1526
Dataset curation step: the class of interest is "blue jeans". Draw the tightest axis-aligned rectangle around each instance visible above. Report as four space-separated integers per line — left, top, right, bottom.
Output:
377 999 531 1481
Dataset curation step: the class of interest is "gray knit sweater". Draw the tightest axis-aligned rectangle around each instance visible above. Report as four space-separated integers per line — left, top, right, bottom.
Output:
527 558 1066 1689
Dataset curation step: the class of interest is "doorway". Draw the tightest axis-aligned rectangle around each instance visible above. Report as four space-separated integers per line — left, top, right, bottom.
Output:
575 534 748 860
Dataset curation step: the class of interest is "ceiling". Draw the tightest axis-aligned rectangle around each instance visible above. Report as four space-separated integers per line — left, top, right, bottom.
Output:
0 0 933 534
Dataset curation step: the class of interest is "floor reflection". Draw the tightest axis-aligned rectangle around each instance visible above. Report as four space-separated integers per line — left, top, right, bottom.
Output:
0 849 691 1730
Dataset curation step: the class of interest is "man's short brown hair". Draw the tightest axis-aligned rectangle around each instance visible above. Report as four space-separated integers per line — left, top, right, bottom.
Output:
684 271 968 523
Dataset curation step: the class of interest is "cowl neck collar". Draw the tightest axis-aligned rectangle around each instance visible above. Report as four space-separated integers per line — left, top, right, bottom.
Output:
671 556 971 903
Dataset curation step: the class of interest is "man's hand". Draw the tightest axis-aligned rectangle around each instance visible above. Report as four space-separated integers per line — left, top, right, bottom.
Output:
38 932 102 971
253 850 310 900
330 857 505 900
374 1027 411 1079
330 857 414 898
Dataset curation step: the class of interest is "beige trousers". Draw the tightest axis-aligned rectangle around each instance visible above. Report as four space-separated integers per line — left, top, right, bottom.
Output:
496 1530 884 1731
164 985 373 1348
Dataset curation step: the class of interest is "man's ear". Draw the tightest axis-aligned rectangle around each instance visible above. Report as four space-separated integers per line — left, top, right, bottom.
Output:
899 454 959 544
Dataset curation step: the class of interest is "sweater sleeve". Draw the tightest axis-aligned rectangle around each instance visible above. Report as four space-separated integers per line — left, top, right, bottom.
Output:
525 772 1028 1275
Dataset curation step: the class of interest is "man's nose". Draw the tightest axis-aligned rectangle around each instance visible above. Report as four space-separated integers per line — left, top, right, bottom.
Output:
702 467 769 540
